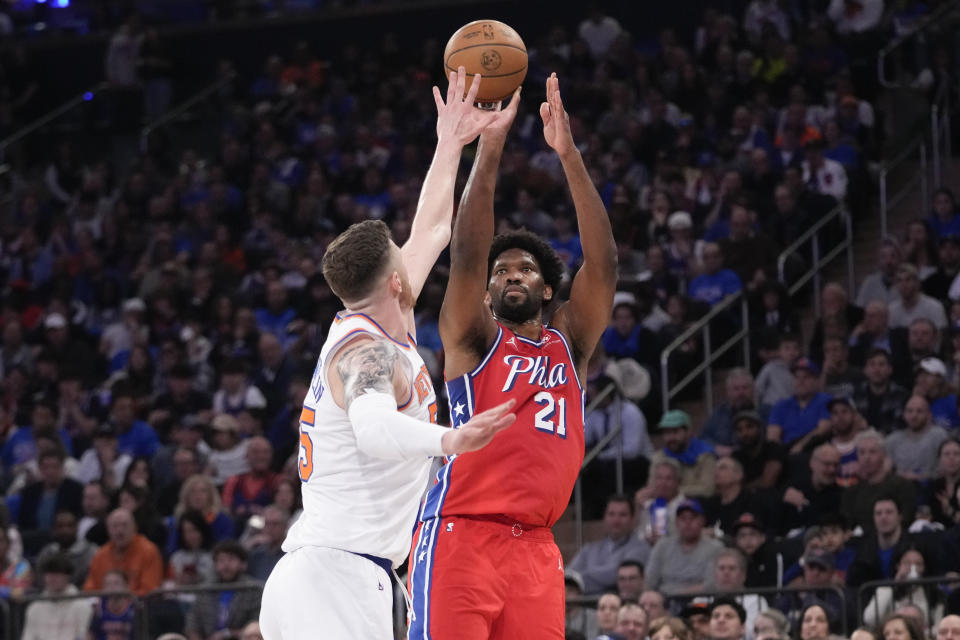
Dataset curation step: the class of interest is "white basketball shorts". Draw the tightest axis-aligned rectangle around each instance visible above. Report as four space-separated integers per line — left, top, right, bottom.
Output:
260 546 393 639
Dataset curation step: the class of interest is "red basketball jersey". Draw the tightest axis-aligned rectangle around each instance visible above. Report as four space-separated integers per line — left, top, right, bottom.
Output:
420 323 585 527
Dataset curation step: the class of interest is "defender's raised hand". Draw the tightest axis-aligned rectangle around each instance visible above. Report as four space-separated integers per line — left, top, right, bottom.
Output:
434 66 498 146
540 73 576 157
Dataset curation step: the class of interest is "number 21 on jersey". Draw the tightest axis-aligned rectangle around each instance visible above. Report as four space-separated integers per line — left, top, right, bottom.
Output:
533 391 566 438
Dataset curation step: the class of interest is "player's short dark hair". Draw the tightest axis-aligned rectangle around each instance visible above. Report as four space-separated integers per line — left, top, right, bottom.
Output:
40 553 74 576
212 539 248 562
321 220 393 303
488 229 565 300
618 559 644 575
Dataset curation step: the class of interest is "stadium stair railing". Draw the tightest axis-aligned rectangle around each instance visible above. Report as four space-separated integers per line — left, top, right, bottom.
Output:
139 68 238 154
776 203 855 319
659 291 751 414
571 380 624 552
857 575 959 632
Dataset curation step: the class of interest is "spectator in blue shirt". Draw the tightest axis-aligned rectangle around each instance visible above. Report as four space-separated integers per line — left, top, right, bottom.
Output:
108 388 160 459
767 357 832 453
689 243 743 307
928 188 960 241
254 281 296 344
1 398 73 472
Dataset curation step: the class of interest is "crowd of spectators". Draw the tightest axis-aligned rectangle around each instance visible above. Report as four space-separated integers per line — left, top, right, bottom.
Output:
0 0 957 639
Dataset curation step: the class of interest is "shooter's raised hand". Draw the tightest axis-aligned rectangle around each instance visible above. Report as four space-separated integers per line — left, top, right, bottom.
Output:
434 66 498 146
540 73 576 158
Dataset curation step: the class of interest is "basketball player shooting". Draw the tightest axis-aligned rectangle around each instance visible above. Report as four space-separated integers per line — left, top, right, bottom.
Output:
259 68 517 640
408 73 617 638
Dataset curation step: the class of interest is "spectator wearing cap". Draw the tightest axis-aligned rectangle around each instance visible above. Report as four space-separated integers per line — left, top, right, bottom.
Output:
732 410 787 490
732 514 782 588
914 357 960 429
564 569 598 639
821 336 865 400
42 312 96 383
645 498 724 594
681 599 713 640
856 239 903 307
650 410 716 498
889 264 948 330
923 235 960 302
703 369 767 457
755 333 801 407
107 387 160 459
665 211 703 279
99 298 148 364
34 510 98 587
780 443 843 534
689 242 743 307
801 138 847 203
75 423 132 488
886 395 948 481
841 430 917 531
709 596 748 640
148 362 213 439
854 349 909 434
800 396 863 486
20 554 92 640
568 495 651 594
766 357 832 453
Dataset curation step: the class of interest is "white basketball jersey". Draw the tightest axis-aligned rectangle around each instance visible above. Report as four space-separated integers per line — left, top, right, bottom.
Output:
282 311 439 566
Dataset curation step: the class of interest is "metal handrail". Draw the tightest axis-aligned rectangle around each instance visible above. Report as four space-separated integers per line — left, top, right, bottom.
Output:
879 136 928 240
776 204 855 317
659 291 750 413
857 575 959 629
0 82 109 161
572 381 622 551
139 70 237 153
931 80 952 187
878 0 960 89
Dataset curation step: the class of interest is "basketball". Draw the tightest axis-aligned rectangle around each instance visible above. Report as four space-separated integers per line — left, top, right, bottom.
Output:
443 20 527 103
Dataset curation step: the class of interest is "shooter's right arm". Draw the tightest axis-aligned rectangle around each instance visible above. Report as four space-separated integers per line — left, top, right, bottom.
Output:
439 91 520 376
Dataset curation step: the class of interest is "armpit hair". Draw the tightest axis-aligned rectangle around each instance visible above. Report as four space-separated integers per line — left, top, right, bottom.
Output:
337 339 400 408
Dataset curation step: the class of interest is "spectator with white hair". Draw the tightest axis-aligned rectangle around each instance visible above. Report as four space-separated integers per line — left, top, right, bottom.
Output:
840 430 918 530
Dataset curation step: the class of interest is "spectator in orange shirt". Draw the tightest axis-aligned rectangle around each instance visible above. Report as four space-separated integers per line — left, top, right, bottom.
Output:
84 508 163 596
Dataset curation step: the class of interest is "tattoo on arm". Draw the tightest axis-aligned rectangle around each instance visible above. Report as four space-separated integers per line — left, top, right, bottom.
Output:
337 340 401 408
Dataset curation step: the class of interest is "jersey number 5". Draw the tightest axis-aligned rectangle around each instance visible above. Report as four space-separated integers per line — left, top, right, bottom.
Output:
298 428 314 482
533 391 566 438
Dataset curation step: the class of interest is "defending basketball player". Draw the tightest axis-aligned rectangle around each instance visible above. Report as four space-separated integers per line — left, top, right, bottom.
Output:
408 74 617 638
259 68 517 640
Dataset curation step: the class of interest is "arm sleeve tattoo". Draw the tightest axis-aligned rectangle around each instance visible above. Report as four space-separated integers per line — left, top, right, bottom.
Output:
337 339 402 408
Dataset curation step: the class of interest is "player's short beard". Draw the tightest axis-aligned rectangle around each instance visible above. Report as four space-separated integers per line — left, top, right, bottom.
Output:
492 289 542 324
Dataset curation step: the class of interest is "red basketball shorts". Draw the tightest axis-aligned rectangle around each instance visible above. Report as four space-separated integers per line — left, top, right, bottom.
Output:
407 515 565 639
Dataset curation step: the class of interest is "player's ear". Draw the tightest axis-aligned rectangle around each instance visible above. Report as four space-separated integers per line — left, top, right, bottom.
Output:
390 271 402 297
483 291 492 307
543 284 553 302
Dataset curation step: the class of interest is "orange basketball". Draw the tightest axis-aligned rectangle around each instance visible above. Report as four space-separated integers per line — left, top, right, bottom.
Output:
443 20 527 103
